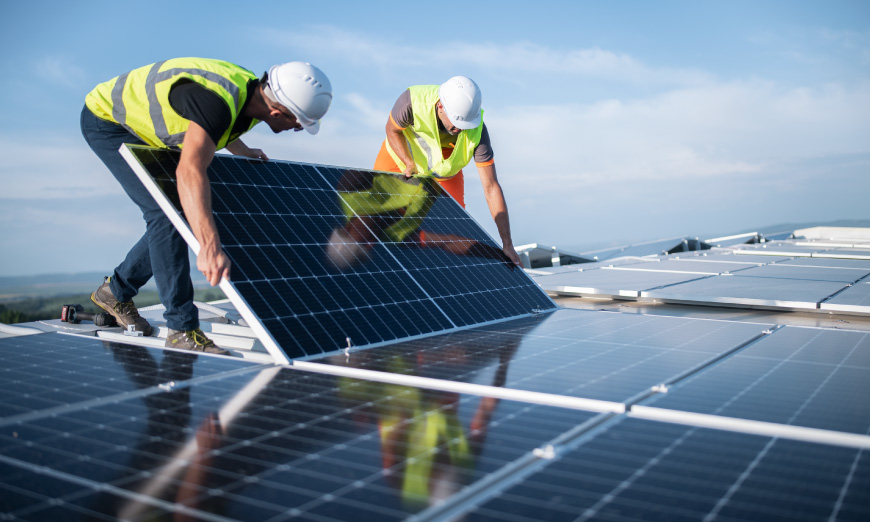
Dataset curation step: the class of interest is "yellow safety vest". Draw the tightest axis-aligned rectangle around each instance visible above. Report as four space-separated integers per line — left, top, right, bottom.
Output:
85 57 259 150
386 85 483 179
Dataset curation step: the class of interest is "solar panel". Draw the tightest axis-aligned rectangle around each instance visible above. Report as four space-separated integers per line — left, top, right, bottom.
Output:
687 252 795 264
465 417 870 522
0 333 259 423
534 268 713 297
646 326 870 434
642 275 849 310
732 264 870 283
821 282 870 315
120 145 555 363
0 352 595 520
303 308 774 404
782 257 870 270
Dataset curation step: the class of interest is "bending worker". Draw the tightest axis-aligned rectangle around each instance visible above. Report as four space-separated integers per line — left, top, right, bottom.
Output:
81 57 332 354
373 76 521 266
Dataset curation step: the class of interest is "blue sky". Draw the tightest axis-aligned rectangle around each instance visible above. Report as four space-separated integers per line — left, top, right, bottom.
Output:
1 0 868 276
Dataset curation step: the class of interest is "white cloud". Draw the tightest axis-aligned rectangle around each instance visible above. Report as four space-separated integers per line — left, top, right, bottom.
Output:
487 79 870 196
258 26 712 87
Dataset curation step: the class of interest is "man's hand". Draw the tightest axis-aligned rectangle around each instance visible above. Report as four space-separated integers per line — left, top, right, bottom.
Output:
245 148 269 161
503 244 522 267
225 139 268 160
197 241 231 286
386 116 417 179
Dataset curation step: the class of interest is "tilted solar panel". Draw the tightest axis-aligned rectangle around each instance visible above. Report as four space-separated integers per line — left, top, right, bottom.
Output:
120 145 555 363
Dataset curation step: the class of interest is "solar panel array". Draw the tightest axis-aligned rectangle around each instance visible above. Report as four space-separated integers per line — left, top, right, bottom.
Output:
121 145 555 363
533 247 870 315
3 148 867 519
2 311 868 520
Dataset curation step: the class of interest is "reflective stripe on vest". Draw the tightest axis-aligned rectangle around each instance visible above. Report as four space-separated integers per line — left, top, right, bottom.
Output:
385 85 483 179
86 58 258 150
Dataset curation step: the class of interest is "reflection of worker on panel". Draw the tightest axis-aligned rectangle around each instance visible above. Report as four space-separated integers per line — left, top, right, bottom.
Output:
326 169 512 271
336 340 520 508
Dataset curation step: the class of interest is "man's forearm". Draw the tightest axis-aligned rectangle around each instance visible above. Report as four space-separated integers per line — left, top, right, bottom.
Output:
385 119 416 175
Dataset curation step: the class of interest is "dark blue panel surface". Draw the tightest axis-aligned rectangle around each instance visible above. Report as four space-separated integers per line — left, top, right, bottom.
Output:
127 147 555 360
0 364 593 520
0 333 254 421
467 417 870 522
649 326 870 434
312 309 772 402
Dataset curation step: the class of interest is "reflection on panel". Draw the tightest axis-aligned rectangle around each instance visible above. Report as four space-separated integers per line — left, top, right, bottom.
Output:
309 309 772 403
467 417 869 521
648 326 870 434
0 364 593 520
124 146 554 362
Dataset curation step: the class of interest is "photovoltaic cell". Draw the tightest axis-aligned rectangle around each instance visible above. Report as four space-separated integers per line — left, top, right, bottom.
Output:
466 417 870 522
648 326 870 434
121 146 555 362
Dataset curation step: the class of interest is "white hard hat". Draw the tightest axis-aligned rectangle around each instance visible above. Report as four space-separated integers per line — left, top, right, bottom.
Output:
267 61 332 135
438 76 482 130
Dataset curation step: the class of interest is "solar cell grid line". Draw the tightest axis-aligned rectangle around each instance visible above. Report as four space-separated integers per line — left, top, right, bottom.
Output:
123 145 554 363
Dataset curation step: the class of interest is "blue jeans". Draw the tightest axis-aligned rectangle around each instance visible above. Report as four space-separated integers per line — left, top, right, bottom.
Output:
80 106 198 330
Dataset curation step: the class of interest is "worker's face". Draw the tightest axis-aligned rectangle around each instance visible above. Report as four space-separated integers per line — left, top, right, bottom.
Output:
436 102 461 135
266 105 304 133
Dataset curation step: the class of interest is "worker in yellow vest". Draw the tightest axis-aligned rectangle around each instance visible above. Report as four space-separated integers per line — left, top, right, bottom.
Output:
81 58 332 354
373 77 521 266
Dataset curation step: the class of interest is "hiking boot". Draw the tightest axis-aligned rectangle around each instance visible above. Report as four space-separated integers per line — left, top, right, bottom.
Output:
91 277 153 336
166 328 231 356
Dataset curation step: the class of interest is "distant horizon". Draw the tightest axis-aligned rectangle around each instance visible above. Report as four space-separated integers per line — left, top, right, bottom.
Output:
3 218 869 280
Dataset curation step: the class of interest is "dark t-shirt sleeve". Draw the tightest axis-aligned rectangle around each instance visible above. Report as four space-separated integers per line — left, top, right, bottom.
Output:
474 124 494 163
390 89 414 128
168 81 232 145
